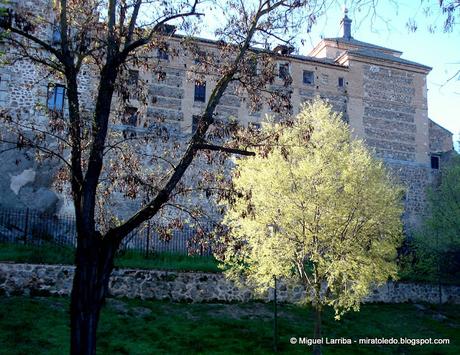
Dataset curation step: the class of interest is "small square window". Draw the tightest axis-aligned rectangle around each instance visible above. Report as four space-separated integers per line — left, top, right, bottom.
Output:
431 156 440 170
248 56 258 75
52 24 61 46
158 48 169 60
47 84 66 111
249 122 261 130
194 81 206 102
128 70 139 86
122 107 138 126
338 77 344 87
303 70 314 85
195 51 206 64
279 63 290 79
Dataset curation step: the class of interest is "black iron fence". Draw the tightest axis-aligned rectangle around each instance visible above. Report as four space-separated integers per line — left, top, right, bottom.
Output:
0 207 213 256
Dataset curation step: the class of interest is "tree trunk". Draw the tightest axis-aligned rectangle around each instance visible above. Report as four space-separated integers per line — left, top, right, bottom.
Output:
312 305 322 355
70 234 116 355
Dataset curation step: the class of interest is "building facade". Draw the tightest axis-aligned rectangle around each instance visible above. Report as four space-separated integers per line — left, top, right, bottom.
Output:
0 2 454 231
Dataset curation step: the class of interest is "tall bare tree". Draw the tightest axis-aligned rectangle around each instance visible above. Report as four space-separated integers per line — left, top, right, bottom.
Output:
0 0 331 353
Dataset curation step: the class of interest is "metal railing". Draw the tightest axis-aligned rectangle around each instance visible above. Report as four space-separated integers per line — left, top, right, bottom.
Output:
0 207 213 256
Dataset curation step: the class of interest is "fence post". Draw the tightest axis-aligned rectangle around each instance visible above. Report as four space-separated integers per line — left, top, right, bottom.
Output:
273 275 278 352
146 221 151 258
23 208 30 245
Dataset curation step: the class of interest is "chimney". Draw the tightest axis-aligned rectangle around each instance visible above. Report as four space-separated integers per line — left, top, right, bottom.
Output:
341 7 352 40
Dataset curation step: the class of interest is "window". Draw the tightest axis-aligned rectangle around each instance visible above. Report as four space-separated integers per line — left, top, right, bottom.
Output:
47 84 66 111
249 122 261 130
128 70 139 86
52 24 61 46
431 155 440 170
303 70 314 85
158 47 169 60
192 115 201 133
122 107 138 126
248 56 258 75
194 81 206 102
338 77 344 87
194 51 206 64
279 63 290 79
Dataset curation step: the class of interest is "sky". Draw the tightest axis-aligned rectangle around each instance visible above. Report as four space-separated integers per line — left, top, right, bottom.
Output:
197 0 460 149
302 0 460 149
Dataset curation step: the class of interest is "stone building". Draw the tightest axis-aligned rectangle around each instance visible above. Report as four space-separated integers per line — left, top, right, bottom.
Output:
0 2 454 231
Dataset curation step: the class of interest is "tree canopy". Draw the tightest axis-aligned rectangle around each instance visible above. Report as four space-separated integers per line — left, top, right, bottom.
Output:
221 100 404 321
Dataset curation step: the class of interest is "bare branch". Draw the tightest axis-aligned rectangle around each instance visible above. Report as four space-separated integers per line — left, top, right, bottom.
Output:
194 143 255 156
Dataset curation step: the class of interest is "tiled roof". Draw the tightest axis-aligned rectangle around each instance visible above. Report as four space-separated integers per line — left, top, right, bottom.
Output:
323 37 402 54
345 48 431 70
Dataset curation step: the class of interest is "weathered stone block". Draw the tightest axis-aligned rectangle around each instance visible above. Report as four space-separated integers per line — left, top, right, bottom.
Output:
149 85 184 99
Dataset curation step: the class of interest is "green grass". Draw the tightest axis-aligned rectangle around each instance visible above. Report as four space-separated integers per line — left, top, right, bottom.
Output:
114 251 220 273
0 296 459 354
0 243 220 273
0 242 75 265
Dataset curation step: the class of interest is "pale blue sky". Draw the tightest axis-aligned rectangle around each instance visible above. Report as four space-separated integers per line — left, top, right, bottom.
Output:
196 0 459 149
302 0 460 149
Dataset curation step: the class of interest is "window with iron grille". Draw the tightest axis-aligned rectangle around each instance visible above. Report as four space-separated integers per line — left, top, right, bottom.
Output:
248 56 258 75
122 107 138 126
52 24 61 46
194 50 207 64
338 77 344 87
279 63 290 79
303 70 314 85
47 84 66 111
128 70 139 86
194 81 206 102
158 47 169 60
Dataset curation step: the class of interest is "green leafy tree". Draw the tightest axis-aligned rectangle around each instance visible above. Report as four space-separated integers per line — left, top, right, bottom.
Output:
428 154 460 240
404 154 460 286
221 100 403 354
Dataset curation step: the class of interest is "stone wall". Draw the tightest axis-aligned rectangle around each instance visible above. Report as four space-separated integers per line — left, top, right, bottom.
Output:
0 0 454 229
1 263 459 304
362 64 418 162
429 120 454 153
386 161 433 229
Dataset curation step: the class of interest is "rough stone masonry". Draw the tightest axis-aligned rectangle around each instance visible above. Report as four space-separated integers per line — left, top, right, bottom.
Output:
0 263 459 304
0 1 455 230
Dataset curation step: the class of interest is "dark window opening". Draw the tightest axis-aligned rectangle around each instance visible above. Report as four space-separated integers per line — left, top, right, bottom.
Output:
249 122 261 130
47 84 66 111
194 81 206 102
192 115 201 133
338 77 344 87
279 63 290 79
52 24 61 46
248 56 258 75
122 107 138 126
194 51 206 64
158 47 169 60
431 155 440 170
128 70 139 86
303 70 314 85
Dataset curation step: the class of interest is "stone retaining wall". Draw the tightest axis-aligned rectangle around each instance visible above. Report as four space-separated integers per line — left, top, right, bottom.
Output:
0 263 459 304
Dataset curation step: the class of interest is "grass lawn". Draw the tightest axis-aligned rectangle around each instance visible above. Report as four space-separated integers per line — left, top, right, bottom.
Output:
0 243 220 273
0 295 458 354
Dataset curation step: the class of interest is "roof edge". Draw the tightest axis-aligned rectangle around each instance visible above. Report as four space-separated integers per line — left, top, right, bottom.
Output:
429 118 454 135
336 50 432 73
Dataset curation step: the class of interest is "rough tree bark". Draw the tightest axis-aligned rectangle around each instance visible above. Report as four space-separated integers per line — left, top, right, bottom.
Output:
313 305 322 355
